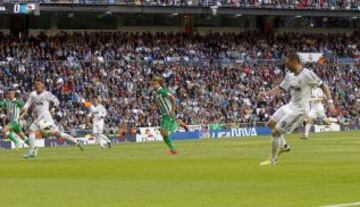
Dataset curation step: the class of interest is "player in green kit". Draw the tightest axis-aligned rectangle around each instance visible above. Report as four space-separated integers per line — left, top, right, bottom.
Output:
151 76 178 155
0 88 30 148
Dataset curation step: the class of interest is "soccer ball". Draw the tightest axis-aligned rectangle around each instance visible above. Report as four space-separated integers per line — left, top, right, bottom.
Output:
39 120 53 134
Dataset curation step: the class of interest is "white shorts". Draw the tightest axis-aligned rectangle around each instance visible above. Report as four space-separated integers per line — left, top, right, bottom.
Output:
93 123 104 134
270 104 306 134
308 103 326 119
30 117 59 133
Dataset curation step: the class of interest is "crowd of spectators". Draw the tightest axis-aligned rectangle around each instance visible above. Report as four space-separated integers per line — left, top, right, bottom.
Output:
0 31 359 134
5 0 360 10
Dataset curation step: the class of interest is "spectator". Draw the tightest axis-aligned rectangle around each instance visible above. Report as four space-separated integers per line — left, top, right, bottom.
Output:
0 31 358 134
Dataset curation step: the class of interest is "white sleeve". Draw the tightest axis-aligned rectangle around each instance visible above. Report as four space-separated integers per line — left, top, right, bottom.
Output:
89 105 95 112
307 70 323 87
46 92 60 107
23 93 34 109
279 73 291 91
102 107 107 117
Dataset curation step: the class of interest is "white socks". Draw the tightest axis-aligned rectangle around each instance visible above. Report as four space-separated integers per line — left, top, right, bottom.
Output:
280 134 287 147
94 134 111 148
304 123 312 138
28 132 36 151
271 135 281 161
60 132 78 144
271 134 287 161
94 134 104 147
99 134 111 143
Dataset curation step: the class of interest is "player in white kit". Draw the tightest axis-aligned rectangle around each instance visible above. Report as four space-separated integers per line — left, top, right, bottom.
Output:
257 53 336 165
20 79 85 158
81 97 112 149
301 87 336 139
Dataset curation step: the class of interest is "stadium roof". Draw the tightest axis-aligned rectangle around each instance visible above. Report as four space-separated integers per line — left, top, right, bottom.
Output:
39 5 360 17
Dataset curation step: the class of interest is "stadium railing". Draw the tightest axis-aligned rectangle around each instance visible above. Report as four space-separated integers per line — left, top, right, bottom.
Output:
61 121 269 137
40 120 360 139
3 0 359 10
53 120 358 140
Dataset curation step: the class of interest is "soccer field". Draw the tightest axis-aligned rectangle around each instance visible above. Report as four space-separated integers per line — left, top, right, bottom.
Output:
0 131 359 207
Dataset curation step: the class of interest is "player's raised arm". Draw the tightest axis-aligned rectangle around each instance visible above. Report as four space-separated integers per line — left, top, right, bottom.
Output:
257 72 291 100
257 86 283 100
46 91 60 107
20 93 34 119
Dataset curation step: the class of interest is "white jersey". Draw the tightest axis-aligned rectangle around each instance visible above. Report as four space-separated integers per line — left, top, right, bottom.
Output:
90 104 107 125
279 68 323 112
307 88 326 119
24 90 59 121
310 88 324 107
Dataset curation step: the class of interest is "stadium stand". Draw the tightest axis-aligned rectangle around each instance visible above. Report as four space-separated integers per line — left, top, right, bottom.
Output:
0 32 359 133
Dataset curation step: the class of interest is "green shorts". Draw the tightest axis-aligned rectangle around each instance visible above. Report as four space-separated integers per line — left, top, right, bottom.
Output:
7 121 22 133
160 115 178 134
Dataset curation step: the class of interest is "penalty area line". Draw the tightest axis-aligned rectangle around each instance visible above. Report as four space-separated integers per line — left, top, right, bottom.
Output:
321 202 360 207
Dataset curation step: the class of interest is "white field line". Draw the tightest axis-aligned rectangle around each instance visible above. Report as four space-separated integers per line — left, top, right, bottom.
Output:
321 202 360 207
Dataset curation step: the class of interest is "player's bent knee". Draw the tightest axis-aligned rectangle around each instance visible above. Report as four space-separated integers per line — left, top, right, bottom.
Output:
307 117 315 124
267 120 276 129
159 129 168 137
272 128 282 137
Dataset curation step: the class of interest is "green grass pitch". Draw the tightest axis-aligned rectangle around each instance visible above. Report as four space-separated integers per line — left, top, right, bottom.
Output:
0 131 360 207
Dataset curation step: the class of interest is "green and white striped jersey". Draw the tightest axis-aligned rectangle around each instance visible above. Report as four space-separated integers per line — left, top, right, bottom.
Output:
0 99 24 123
155 87 173 116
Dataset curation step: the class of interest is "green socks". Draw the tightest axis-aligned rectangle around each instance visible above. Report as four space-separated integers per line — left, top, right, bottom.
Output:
6 132 30 146
24 138 30 145
163 135 176 151
6 131 18 145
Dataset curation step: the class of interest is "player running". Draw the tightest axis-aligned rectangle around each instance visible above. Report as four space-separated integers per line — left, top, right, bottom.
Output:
257 53 336 165
80 96 112 150
0 88 30 148
151 76 179 155
301 87 337 140
20 78 84 158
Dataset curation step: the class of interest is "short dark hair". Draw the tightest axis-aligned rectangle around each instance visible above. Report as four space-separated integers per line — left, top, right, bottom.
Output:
6 86 16 92
34 78 43 83
286 53 301 63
